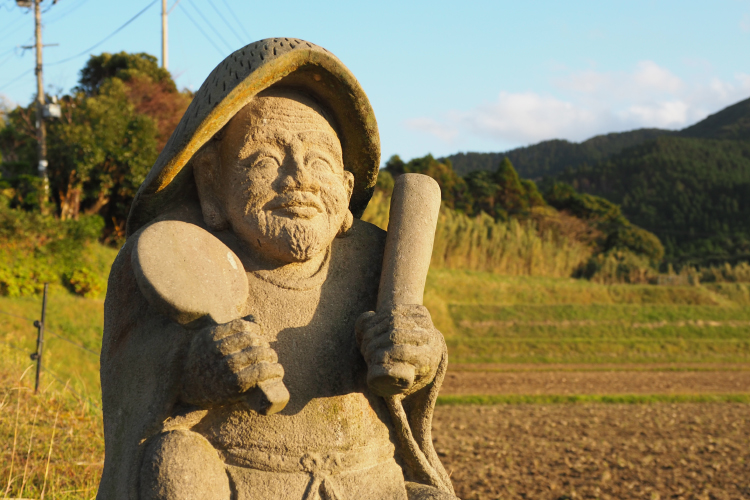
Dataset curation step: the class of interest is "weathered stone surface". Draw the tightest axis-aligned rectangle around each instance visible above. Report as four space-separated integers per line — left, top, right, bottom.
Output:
132 220 248 326
98 38 458 500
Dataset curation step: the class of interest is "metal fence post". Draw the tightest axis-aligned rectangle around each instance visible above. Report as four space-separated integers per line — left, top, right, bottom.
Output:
32 282 48 393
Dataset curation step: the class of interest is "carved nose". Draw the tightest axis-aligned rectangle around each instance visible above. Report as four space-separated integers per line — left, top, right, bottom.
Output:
282 157 320 194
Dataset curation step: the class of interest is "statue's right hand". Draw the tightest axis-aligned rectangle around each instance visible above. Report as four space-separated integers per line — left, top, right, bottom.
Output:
181 318 285 408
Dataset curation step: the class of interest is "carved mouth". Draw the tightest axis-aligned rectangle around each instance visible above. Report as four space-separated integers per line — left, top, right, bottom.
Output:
269 193 324 218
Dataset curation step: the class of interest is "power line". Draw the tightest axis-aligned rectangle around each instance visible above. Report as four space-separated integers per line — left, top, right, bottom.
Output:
46 0 158 67
218 0 251 41
185 0 233 51
0 11 31 45
177 2 223 56
46 0 91 24
0 0 157 92
0 67 33 93
206 0 244 45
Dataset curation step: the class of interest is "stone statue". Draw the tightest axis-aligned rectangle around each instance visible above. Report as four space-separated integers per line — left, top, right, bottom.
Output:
98 38 458 500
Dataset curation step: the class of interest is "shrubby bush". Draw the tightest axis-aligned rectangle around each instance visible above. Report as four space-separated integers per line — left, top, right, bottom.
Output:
0 194 106 297
579 249 656 284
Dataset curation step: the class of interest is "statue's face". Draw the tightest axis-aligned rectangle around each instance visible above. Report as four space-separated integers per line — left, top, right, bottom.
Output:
216 92 354 264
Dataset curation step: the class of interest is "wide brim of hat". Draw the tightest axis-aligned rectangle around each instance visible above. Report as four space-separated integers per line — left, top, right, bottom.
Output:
126 38 380 236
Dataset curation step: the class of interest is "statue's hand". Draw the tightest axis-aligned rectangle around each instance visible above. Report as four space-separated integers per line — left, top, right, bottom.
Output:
355 304 442 397
182 318 285 408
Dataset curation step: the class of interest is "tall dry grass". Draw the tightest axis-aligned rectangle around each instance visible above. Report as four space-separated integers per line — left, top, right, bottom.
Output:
0 350 103 500
362 191 592 278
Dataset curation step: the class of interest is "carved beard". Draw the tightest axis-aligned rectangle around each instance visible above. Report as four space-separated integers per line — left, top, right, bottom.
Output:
242 201 342 264
263 214 327 262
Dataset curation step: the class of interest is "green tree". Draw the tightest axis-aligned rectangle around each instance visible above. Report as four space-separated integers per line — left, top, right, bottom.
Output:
47 78 157 222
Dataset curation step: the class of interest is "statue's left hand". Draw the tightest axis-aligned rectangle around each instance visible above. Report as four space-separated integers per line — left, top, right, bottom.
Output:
355 304 443 397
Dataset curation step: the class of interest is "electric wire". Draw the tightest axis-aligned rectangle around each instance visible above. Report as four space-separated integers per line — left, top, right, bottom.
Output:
185 0 233 51
0 11 31 45
42 366 100 410
177 2 224 56
218 0 251 41
45 0 90 24
0 0 157 92
0 338 31 356
206 0 244 45
0 67 33 92
0 309 99 356
46 329 100 356
0 309 35 322
46 0 158 66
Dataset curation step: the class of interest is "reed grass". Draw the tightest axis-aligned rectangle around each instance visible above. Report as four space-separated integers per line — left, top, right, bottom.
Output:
361 191 592 278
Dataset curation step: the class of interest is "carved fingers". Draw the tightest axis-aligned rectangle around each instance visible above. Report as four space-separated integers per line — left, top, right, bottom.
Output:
355 305 442 397
182 318 285 408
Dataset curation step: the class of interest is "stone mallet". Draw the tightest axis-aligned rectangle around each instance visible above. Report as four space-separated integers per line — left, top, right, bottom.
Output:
369 173 442 396
131 220 290 415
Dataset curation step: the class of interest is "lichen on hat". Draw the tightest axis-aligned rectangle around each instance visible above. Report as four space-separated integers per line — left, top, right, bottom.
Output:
126 38 380 236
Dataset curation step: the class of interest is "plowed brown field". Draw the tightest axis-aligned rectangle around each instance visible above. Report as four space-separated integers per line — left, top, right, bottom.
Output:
433 404 750 500
442 365 750 396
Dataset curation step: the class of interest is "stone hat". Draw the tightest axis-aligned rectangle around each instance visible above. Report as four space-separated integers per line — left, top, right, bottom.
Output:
126 38 380 236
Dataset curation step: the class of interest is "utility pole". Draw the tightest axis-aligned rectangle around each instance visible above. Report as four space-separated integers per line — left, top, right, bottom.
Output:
33 0 49 210
161 0 168 69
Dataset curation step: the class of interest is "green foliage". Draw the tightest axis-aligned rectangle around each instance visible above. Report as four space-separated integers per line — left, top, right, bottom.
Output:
0 202 105 297
78 51 175 95
557 136 750 263
580 249 655 284
47 78 158 223
544 181 664 262
679 96 750 141
384 154 472 212
66 267 105 298
0 51 188 236
374 168 394 195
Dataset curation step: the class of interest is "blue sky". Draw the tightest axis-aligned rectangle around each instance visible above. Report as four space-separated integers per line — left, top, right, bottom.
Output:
0 0 748 164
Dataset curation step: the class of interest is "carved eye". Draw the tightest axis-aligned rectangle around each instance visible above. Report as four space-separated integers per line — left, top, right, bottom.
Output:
309 157 332 173
251 155 279 170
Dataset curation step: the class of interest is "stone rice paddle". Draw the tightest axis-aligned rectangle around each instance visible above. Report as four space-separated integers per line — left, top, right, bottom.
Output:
131 220 290 415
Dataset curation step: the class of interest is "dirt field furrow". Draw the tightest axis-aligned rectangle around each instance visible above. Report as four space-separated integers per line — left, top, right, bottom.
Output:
434 404 750 500
442 368 750 396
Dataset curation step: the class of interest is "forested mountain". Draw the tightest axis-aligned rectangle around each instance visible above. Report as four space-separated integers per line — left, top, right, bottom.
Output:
553 97 750 263
443 96 750 264
445 128 672 179
445 96 750 180
678 97 750 140
556 136 750 263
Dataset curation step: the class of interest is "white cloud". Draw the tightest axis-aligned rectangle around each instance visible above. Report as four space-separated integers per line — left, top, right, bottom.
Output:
404 117 458 142
455 91 601 144
741 13 750 32
406 61 750 146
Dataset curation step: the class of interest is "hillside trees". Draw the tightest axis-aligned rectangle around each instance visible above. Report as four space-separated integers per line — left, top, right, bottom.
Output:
0 52 191 236
556 136 750 263
380 153 662 274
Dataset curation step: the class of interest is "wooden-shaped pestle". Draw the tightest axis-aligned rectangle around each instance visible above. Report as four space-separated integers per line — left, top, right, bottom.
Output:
370 173 442 395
